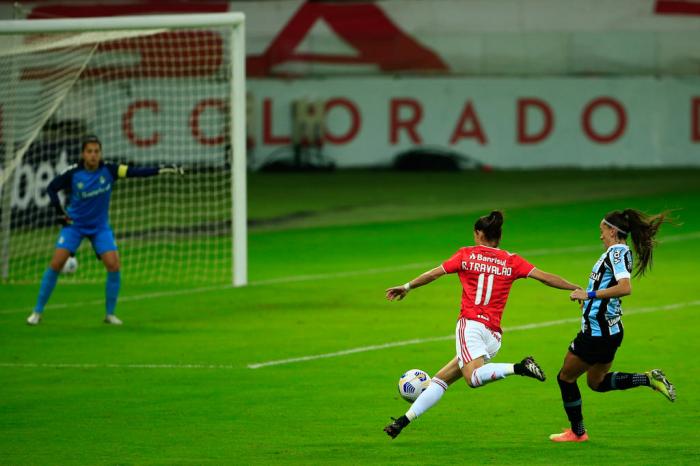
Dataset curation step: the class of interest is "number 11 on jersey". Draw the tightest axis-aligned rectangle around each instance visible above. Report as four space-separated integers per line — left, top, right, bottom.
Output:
475 273 494 305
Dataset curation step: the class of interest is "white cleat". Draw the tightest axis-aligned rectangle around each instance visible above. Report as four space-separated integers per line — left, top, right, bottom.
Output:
26 312 42 326
104 315 123 325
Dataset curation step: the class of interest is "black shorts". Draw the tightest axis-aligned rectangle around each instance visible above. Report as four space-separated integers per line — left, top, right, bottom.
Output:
568 331 623 365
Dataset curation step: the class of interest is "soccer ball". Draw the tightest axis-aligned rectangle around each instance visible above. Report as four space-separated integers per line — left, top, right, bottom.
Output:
62 256 78 274
398 369 431 402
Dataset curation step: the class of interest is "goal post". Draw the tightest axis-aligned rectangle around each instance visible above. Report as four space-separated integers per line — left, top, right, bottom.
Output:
0 13 247 287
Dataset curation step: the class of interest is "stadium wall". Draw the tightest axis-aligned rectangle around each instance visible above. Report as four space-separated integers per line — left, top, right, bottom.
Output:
249 77 700 168
5 0 700 77
4 76 698 175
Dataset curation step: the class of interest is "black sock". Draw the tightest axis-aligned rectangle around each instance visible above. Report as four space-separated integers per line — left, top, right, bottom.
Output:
395 415 410 428
595 372 650 392
513 362 525 375
557 372 585 436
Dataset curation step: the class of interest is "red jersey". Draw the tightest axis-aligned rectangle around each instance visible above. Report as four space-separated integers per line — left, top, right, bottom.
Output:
442 245 535 333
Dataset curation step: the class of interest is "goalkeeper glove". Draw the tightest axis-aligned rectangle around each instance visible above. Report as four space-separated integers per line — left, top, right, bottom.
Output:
159 165 185 175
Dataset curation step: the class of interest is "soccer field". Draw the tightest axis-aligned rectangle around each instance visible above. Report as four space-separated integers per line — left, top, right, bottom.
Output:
1 170 699 465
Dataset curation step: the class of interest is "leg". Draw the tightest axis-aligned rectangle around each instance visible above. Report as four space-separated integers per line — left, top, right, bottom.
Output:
458 320 545 388
559 351 590 383
31 225 84 323
465 356 546 387
28 244 74 325
407 357 460 419
551 351 590 441
101 250 122 324
461 355 486 387
101 250 120 273
49 248 72 272
384 357 460 439
434 356 464 386
33 226 83 314
582 330 673 400
582 332 626 392
586 362 614 391
588 363 655 393
457 318 502 388
93 228 122 324
589 363 675 401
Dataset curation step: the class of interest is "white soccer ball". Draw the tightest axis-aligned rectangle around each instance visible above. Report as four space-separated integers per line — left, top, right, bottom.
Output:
62 256 78 274
398 369 431 402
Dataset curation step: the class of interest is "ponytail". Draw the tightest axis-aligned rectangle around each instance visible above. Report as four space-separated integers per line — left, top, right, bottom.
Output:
474 210 504 244
603 209 673 277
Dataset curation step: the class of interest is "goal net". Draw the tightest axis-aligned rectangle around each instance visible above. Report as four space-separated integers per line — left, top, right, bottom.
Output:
0 13 247 286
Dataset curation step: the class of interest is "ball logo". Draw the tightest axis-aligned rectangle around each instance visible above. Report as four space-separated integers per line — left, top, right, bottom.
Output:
77 182 84 190
99 176 106 184
398 369 430 402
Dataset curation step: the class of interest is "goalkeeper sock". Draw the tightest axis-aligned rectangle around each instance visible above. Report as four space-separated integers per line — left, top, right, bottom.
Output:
594 372 651 392
105 271 121 315
34 268 59 313
406 377 448 421
470 363 515 387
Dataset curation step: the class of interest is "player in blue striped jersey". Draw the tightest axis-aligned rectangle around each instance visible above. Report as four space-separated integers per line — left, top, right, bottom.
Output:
26 136 183 326
581 241 631 338
550 209 676 443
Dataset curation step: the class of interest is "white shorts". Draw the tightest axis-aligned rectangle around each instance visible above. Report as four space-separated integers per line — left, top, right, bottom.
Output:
455 318 502 368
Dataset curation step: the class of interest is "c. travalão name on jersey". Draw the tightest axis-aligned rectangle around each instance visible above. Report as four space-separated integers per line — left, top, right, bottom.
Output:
460 253 513 276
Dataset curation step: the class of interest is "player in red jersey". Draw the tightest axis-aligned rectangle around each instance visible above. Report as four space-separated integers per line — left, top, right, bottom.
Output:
383 211 582 439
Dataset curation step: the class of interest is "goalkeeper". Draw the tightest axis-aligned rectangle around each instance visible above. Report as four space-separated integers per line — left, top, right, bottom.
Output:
27 135 184 326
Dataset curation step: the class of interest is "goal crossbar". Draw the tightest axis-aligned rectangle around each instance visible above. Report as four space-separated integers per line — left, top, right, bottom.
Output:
0 12 245 34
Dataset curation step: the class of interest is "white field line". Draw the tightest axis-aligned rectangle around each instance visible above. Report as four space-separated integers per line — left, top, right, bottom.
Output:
0 362 235 370
1 231 699 316
247 300 700 369
0 300 696 371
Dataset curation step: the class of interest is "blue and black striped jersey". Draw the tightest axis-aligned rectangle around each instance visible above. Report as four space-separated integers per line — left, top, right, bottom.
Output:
582 244 633 337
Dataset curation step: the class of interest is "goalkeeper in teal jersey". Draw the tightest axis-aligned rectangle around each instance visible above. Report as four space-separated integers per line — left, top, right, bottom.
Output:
27 136 183 326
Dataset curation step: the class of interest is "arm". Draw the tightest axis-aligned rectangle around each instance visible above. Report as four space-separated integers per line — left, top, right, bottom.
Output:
570 278 631 301
122 166 159 178
386 266 446 301
570 247 633 301
109 164 185 179
528 268 581 291
46 170 72 224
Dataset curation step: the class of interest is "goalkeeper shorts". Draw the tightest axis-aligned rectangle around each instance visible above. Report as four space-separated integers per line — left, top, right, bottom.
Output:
56 224 118 256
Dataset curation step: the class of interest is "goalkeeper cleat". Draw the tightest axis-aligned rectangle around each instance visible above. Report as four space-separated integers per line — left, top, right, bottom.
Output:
104 315 123 325
26 312 42 326
647 369 676 402
549 428 589 442
518 356 546 382
383 416 409 439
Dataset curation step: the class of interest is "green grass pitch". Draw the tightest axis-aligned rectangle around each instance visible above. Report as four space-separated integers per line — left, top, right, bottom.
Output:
1 170 699 465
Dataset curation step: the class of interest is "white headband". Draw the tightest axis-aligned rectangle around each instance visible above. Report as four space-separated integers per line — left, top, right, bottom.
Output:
602 218 628 235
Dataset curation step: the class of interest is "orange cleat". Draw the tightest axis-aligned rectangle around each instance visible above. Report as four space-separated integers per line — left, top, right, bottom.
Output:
549 428 589 442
